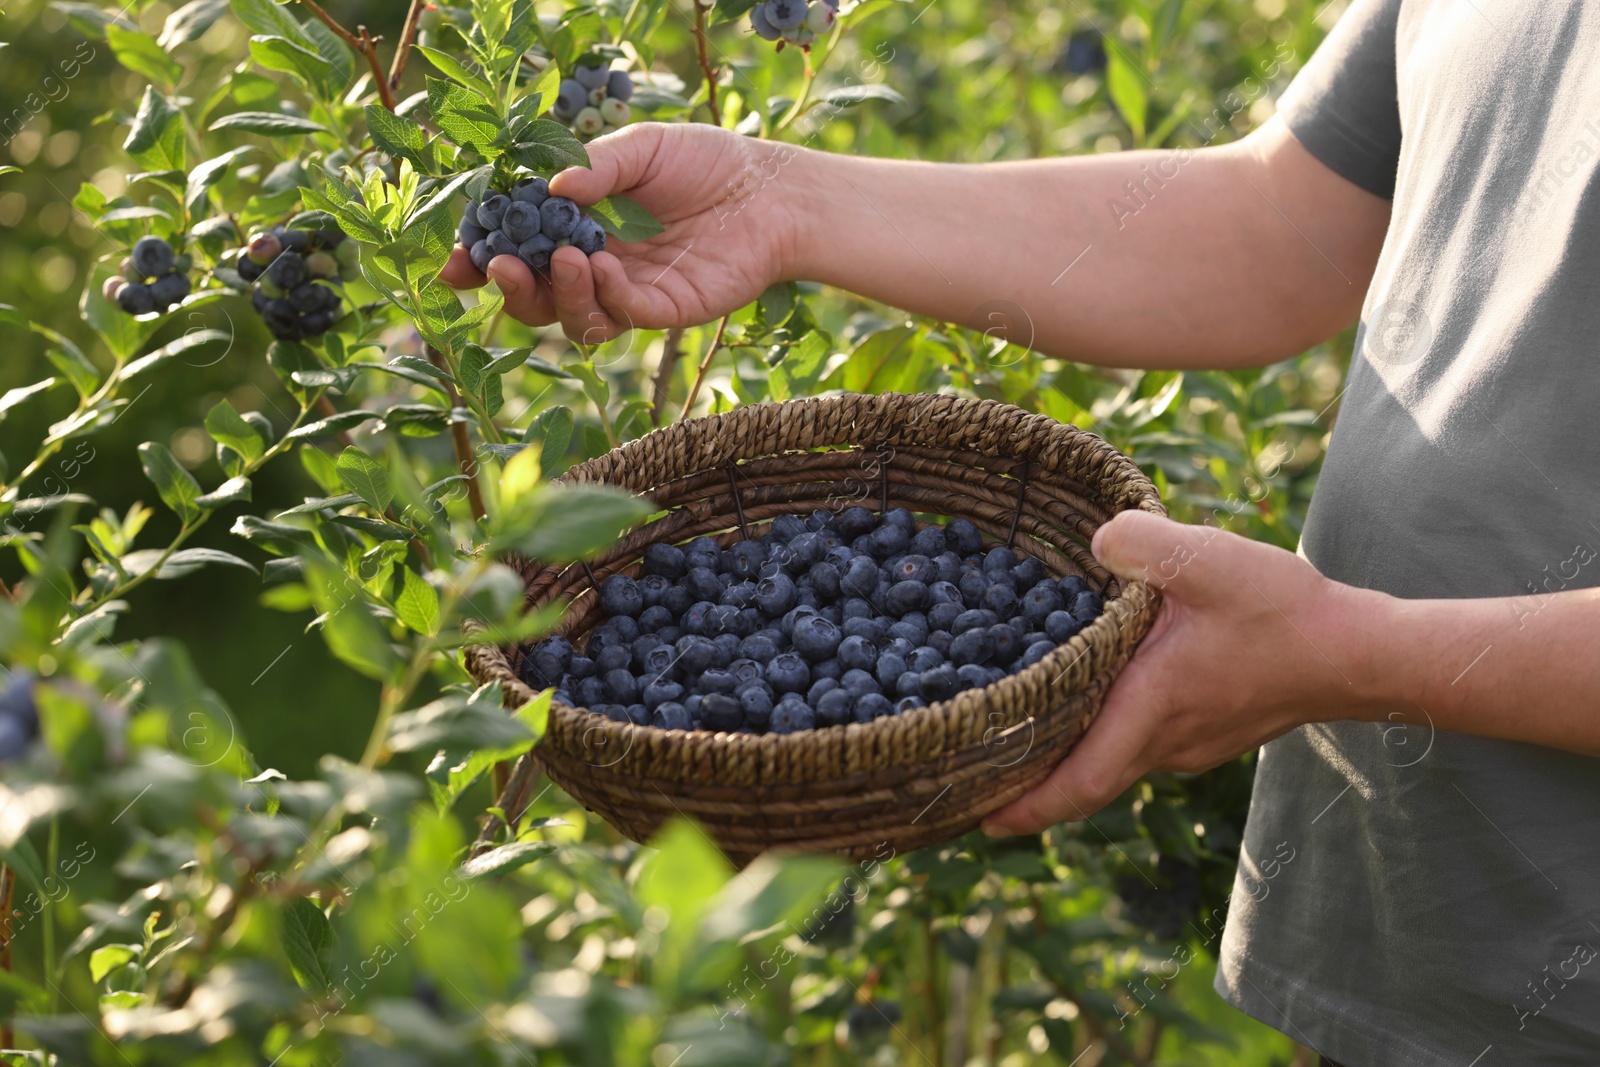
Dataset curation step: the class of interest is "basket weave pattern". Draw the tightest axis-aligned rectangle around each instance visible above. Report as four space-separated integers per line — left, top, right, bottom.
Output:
468 393 1164 863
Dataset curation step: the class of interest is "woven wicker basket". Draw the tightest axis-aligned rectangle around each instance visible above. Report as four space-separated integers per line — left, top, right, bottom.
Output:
467 392 1163 864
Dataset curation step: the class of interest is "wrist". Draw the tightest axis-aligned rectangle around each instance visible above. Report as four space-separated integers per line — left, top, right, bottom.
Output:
1312 579 1422 724
765 142 831 282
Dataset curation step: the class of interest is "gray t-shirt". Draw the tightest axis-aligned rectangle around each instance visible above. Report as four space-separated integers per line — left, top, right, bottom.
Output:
1215 2 1600 1064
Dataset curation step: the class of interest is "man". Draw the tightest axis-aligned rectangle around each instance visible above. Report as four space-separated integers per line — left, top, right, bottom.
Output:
445 1 1600 1062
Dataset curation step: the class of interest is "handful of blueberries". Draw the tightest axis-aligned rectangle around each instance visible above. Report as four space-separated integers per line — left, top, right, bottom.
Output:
459 176 607 277
234 226 356 342
105 236 193 316
520 507 1107 736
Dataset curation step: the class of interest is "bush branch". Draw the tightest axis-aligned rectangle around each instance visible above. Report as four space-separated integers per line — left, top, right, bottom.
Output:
388 0 428 93
694 1 722 125
295 0 398 111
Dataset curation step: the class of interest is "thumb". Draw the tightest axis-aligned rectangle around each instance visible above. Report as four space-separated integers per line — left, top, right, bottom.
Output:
1090 510 1212 591
549 124 665 205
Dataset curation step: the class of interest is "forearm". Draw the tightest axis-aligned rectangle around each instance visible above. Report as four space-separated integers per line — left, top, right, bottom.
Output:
1342 585 1600 755
781 119 1388 369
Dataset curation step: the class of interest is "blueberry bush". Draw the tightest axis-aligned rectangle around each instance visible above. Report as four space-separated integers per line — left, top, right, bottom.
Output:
0 0 1343 1063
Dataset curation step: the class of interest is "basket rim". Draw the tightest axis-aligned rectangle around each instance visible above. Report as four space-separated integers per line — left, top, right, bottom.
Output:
471 392 1164 766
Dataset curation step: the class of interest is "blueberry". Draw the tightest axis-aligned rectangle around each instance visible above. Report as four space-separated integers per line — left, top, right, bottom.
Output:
919 664 959 703
707 603 744 636
691 668 732 696
714 631 743 663
601 668 638 704
1009 614 1036 635
654 702 691 730
721 581 758 610
131 235 174 278
880 507 913 530
907 645 944 673
780 605 818 638
674 634 719 673
841 617 884 645
770 698 816 733
1012 557 1047 588
725 541 766 582
607 70 634 101
935 552 963 584
486 229 519 260
926 581 962 607
642 543 687 580
686 566 723 604
595 703 630 723
469 239 493 274
571 217 607 256
1019 640 1054 669
949 628 995 666
642 678 685 709
823 545 855 569
787 532 825 571
875 652 908 689
816 687 854 726
888 617 930 647
729 658 764 688
593 645 630 677
956 664 990 691
840 556 879 598
514 232 555 274
755 572 799 616
511 176 550 206
568 654 596 679
685 536 721 571
540 197 581 240
837 507 876 539
895 671 922 698
952 609 996 636
663 585 693 616
300 309 336 337
681 600 716 636
1070 590 1104 623
890 554 934 585
702 692 743 732
1021 584 1064 623
895 696 925 714
575 64 611 90
278 228 311 253
767 652 810 694
598 575 643 617
740 685 775 730
769 514 806 541
116 282 156 315
657 625 683 644
1039 609 1078 643
807 677 840 705
839 668 878 695
484 198 536 244
750 1 782 39
554 79 587 118
928 629 953 657
575 675 606 706
868 524 909 558
237 252 265 281
150 271 191 310
1059 574 1090 600
807 562 842 603
606 615 642 645
928 602 963 633
989 624 1024 664
982 583 1019 617
739 633 781 663
639 642 676 678
792 614 842 661
834 634 876 673
983 547 1018 575
840 597 874 623
885 580 931 615
854 693 893 722
806 657 839 682
477 193 511 230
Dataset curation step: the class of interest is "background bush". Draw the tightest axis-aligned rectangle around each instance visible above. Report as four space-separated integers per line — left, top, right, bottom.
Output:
0 0 1347 1063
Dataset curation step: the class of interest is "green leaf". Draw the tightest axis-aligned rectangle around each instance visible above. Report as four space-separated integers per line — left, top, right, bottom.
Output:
365 105 432 172
378 403 458 437
335 446 393 512
89 944 139 983
196 476 253 508
304 560 397 680
284 410 380 440
204 399 265 465
184 146 255 212
118 327 233 380
387 695 534 753
387 354 455 384
281 898 333 994
702 852 841 944
523 405 573 477
1107 51 1149 142
210 110 328 136
816 83 907 108
124 87 186 173
458 841 555 880
120 547 258 579
138 442 203 524
586 195 665 243
712 0 762 23
498 483 649 561
327 514 413 541
394 568 440 636
49 1 137 37
249 34 338 99
106 23 184 86
503 118 590 172
0 378 62 421
160 0 231 49
426 77 503 153
416 43 493 99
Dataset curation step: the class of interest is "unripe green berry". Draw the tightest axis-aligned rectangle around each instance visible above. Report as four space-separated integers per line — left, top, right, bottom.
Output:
574 107 604 137
102 276 127 303
306 250 338 279
600 98 631 125
247 231 282 265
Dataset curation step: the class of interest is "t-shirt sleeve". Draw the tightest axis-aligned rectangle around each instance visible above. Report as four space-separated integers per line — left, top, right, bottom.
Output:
1276 0 1404 198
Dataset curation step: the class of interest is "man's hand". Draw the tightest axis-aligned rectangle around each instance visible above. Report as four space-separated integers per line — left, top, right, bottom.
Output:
982 511 1389 836
441 123 804 343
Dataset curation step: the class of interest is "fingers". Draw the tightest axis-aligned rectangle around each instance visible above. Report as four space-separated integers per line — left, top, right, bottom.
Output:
981 667 1162 835
1092 510 1219 593
589 251 682 329
547 247 626 344
440 245 487 290
550 123 664 204
485 255 556 326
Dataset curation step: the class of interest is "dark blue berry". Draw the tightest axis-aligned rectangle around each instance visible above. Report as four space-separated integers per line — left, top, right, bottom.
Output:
959 571 990 608
982 584 1019 617
956 664 990 691
511 176 550 205
131 235 174 278
681 600 716 635
816 687 855 726
983 547 1018 574
919 664 959 703
885 580 930 615
1021 584 1064 623
839 668 878 694
539 197 581 240
888 616 930 647
875 652 908 689
882 508 914 530
673 634 718 673
684 536 721 571
837 506 875 539
644 542 688 579
928 630 953 657
767 652 810 694
952 609 997 636
1070 590 1104 623
729 658 764 688
575 676 606 706
928 602 962 633
501 201 541 243
642 678 685 709
727 541 766 581
1012 557 1047 588
792 614 842 661
568 654 596 679
594 645 632 674
740 685 774 730
701 692 743 732
640 573 673 607
895 695 925 714
836 635 877 673
601 668 638 704
895 671 922 698
950 628 995 666
868 524 909 558
1019 640 1054 669
807 562 842 602
599 575 643 617
770 513 807 541
571 217 606 256
653 702 691 730
477 194 511 229
755 572 799 616
1059 574 1089 600
771 699 816 733
907 646 944 672
989 624 1024 664
909 527 946 558
739 633 781 662
810 658 843 681
854 692 893 722
944 519 983 556
721 581 758 610
807 677 840 705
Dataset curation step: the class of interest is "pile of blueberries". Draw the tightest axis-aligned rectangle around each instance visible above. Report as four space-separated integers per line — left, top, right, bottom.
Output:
521 507 1107 736
234 226 356 342
459 177 607 277
106 236 193 316
749 0 839 47
0 672 39 763
551 63 634 140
